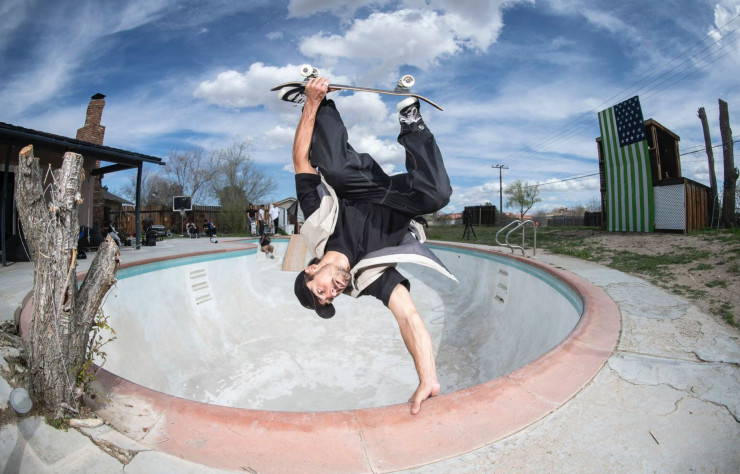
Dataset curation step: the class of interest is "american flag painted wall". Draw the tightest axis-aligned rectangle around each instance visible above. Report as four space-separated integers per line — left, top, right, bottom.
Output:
598 96 654 232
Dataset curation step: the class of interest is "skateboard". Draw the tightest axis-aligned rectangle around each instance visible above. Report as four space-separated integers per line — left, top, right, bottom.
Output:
271 64 443 111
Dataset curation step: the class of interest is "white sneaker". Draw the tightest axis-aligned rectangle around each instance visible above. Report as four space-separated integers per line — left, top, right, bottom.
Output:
278 86 306 105
397 97 424 130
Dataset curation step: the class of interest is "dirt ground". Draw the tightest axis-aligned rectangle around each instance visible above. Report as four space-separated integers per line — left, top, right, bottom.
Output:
540 230 740 327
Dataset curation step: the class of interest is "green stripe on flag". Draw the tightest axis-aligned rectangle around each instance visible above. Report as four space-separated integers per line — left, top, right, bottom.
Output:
598 105 654 232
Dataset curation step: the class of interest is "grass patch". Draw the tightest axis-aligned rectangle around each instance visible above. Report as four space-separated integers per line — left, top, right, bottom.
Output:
606 249 711 277
541 242 594 260
705 279 728 289
670 284 708 300
711 302 736 325
690 263 713 271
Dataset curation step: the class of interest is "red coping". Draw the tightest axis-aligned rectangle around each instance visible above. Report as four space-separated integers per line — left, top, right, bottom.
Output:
21 242 620 473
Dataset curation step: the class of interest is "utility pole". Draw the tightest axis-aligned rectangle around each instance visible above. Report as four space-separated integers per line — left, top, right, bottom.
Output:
492 164 508 215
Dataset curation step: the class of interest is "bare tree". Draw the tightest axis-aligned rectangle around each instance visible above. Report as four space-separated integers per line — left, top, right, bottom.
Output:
213 141 275 205
698 107 719 222
585 196 601 212
114 168 183 206
16 146 118 418
165 145 219 204
143 174 183 206
719 99 737 228
505 180 542 220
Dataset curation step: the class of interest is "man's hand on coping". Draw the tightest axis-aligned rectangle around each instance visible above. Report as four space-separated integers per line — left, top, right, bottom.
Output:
305 76 331 104
409 380 441 415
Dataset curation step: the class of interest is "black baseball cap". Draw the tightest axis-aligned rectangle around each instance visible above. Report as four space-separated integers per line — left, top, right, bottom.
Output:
294 270 336 319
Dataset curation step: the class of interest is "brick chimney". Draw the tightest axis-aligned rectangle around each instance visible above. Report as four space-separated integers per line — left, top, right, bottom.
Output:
76 93 106 144
76 93 106 228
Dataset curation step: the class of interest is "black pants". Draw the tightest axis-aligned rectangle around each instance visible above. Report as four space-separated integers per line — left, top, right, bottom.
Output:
309 100 451 217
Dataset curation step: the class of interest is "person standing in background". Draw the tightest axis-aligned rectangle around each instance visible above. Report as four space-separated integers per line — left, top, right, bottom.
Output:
258 205 266 236
270 202 280 234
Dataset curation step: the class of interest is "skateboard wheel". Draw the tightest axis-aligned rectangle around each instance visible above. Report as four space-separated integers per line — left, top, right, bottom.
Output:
299 64 314 77
399 75 415 89
312 67 320 77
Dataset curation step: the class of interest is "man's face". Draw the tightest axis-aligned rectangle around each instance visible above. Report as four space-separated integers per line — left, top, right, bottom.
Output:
305 263 351 306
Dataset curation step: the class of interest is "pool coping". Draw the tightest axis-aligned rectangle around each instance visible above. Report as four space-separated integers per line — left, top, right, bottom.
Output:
21 241 621 473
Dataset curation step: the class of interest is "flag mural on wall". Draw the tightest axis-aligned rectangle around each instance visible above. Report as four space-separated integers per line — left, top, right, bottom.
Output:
598 96 655 232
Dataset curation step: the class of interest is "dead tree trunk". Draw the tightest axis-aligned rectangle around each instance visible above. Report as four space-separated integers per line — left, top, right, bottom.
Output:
16 145 119 417
698 107 719 225
719 99 738 228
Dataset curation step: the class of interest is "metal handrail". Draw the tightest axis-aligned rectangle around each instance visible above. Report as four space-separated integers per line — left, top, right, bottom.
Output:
495 219 537 256
495 220 521 248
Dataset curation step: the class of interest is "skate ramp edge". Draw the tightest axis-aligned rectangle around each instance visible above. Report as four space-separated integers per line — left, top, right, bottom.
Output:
22 242 619 473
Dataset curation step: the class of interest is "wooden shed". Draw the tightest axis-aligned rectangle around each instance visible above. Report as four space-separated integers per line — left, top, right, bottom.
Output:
596 119 710 233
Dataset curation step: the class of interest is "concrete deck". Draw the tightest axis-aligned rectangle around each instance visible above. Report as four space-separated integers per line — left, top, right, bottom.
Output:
1 238 738 473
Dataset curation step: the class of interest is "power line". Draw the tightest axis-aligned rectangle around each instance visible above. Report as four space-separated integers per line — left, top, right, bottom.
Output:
544 32 740 157
519 172 600 189
521 135 738 188
642 38 740 102
523 134 738 186
680 137 740 157
500 14 740 164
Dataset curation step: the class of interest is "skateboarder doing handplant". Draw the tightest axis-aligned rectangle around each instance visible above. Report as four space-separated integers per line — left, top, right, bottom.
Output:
280 76 457 415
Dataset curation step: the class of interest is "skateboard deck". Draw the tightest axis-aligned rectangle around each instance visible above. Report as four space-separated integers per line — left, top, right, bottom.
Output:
282 234 308 272
271 81 444 111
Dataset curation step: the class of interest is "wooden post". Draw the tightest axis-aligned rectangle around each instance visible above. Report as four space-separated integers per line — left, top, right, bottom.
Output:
698 107 719 226
719 99 737 228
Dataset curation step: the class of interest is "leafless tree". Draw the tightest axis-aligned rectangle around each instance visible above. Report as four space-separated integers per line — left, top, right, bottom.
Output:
114 168 182 206
114 141 276 219
165 145 219 204
719 99 737 228
212 141 275 205
585 196 601 212
143 174 183 206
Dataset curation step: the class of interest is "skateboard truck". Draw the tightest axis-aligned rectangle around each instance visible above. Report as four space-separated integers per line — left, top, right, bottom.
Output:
395 75 415 92
299 64 320 79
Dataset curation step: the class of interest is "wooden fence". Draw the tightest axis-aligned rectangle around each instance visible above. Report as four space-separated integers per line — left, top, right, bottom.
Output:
109 205 224 236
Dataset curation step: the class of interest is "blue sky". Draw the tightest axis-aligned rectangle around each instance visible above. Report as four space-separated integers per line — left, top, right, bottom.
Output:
2 0 739 214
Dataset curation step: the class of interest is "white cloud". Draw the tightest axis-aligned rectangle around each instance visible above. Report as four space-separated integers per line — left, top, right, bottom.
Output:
709 1 740 41
0 0 29 50
423 0 520 50
451 181 504 207
288 0 393 18
299 10 459 70
299 1 529 70
109 0 173 34
537 176 600 193
263 125 297 150
0 0 177 117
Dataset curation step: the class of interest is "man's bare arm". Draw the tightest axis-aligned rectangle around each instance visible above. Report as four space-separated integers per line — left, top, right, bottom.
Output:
387 283 441 415
291 77 330 175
